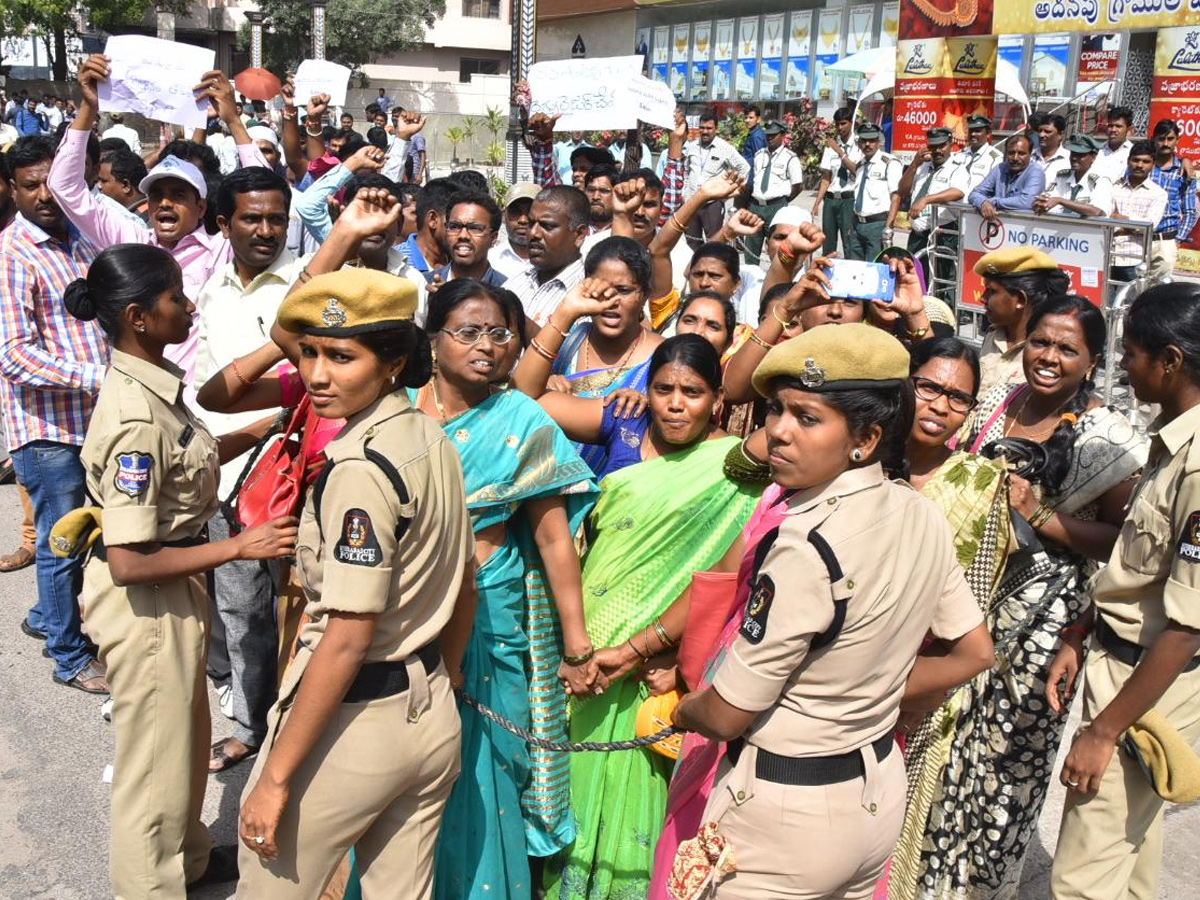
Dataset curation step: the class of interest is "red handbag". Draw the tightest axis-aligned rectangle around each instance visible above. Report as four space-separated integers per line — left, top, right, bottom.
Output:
229 396 312 531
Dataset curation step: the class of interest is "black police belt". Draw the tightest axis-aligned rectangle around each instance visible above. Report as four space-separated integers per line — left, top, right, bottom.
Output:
855 212 888 223
92 526 209 562
727 733 894 786
1095 616 1200 673
342 641 442 703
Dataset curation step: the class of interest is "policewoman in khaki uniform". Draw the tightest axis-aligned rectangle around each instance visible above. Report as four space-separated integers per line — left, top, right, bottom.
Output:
65 243 297 900
671 324 994 899
1049 283 1200 900
235 268 475 900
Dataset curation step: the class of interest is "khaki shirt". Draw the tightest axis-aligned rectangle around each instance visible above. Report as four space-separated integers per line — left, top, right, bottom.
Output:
852 153 903 217
977 330 1027 397
1091 403 1200 645
713 464 982 756
81 349 219 545
296 390 473 663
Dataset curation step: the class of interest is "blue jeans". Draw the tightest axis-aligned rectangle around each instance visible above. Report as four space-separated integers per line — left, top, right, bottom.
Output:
11 440 93 681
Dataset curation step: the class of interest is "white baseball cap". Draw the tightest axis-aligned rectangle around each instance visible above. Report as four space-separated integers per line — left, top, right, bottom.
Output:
139 156 208 200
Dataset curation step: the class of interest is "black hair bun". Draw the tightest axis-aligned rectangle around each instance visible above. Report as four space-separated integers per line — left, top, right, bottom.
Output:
63 278 98 322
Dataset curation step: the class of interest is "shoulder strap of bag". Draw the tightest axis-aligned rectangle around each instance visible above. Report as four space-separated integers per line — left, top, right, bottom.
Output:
311 436 412 542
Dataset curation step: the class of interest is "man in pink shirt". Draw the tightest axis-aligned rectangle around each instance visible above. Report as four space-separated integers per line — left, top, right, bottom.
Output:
48 54 269 407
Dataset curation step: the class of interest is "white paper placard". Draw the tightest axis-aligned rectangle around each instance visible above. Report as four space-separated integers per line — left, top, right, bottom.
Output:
293 59 352 106
528 56 654 131
98 35 214 130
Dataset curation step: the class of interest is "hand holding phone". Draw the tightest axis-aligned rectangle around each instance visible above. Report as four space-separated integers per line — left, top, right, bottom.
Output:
822 259 896 303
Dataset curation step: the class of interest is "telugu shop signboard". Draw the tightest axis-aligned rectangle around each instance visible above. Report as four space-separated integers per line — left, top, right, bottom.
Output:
992 0 1200 34
960 212 1109 309
894 37 996 156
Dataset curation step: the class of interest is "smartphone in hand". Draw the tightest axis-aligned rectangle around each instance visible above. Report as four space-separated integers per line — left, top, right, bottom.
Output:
823 259 896 303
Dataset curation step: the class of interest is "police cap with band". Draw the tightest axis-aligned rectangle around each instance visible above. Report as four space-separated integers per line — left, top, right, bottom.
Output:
857 124 883 141
926 127 954 147
763 120 788 136
752 323 910 396
966 114 993 131
1063 133 1104 155
276 269 419 337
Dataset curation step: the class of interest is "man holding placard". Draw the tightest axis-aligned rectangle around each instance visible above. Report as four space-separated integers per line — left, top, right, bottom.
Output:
49 53 271 408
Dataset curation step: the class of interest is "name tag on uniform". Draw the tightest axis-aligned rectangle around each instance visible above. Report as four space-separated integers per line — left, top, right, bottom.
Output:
179 425 195 448
334 508 383 567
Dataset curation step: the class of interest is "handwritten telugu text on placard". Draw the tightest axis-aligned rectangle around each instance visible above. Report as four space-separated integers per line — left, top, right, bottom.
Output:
98 35 214 130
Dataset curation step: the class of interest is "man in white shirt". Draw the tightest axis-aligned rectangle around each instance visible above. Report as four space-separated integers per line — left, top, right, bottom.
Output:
1091 106 1134 183
849 123 902 262
1034 114 1071 184
813 107 861 256
955 115 1005 194
38 95 63 131
101 113 143 156
1034 133 1115 219
900 127 969 286
682 109 750 248
747 121 804 264
193 166 309 773
1109 140 1168 282
489 182 540 280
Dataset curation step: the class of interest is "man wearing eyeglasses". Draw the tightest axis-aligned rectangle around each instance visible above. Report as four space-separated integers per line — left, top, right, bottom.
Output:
426 193 507 287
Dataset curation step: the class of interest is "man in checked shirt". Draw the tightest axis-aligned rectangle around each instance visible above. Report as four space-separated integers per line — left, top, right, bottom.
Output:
1149 119 1198 280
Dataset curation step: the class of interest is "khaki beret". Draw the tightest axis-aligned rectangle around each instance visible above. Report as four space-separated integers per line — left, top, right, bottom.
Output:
973 246 1060 278
276 269 419 336
752 323 910 396
50 507 103 558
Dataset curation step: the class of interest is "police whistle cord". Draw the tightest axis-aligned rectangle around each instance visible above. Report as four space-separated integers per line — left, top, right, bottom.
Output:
455 688 680 752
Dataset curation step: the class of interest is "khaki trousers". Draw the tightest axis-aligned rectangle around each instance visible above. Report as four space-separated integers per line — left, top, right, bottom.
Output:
83 560 212 899
1051 648 1200 900
236 653 461 900
707 742 906 899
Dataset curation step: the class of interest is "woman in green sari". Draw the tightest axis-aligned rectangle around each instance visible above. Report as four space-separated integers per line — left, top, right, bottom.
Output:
539 336 764 900
411 279 601 900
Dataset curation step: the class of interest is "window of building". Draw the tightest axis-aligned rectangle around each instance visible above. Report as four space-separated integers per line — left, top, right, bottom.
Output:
462 0 500 19
460 57 501 83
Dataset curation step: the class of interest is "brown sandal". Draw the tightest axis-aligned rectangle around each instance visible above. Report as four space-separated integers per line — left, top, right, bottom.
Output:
0 546 34 573
209 736 258 774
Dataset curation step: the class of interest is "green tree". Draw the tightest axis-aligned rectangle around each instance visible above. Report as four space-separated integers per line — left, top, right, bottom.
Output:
250 0 445 75
0 0 191 81
482 104 505 142
444 124 465 162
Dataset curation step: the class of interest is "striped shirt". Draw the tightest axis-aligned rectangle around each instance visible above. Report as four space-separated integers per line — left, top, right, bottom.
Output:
1111 177 1168 267
1150 157 1198 242
0 215 107 451
503 255 586 326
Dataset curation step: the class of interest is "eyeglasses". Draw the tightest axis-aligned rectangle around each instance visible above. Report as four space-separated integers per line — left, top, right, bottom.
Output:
440 326 515 346
445 220 491 236
912 376 977 413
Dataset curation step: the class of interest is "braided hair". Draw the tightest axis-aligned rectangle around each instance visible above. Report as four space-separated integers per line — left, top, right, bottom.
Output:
1026 295 1107 496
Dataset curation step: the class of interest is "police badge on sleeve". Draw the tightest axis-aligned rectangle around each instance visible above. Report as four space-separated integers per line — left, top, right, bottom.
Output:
114 451 153 497
334 508 383 566
1178 512 1200 562
740 574 775 644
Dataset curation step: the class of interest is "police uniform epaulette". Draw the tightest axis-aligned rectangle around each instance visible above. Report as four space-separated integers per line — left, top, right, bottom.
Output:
115 376 154 424
1184 432 1200 475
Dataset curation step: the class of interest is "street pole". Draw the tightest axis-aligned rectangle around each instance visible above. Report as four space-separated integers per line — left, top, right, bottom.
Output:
311 0 328 61
506 0 536 183
246 11 264 69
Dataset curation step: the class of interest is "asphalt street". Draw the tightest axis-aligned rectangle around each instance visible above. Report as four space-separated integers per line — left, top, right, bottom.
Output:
1 479 1199 899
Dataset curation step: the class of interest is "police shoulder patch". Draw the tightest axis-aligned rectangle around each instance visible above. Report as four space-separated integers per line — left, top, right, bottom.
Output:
740 574 775 645
1178 511 1200 562
114 451 153 497
334 508 383 567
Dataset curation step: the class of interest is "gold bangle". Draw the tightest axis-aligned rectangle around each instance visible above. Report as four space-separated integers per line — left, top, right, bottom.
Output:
748 332 775 350
669 213 686 232
1029 504 1054 528
547 319 571 340
529 338 557 361
627 637 648 663
772 305 795 329
653 617 677 648
777 249 798 265
906 325 931 341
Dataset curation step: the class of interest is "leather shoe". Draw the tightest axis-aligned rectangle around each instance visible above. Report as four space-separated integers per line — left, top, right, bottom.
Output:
20 617 46 640
53 659 109 694
187 845 239 891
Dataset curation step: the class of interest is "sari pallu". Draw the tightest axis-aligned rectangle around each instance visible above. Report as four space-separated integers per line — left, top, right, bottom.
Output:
544 437 760 900
899 388 1147 900
428 389 598 900
553 323 653 476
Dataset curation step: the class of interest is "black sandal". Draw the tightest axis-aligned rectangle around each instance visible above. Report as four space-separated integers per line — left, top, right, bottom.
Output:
209 736 258 774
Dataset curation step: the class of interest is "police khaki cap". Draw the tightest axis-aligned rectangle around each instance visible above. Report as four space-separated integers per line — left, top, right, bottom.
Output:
1064 133 1104 155
504 182 541 207
973 246 1060 277
752 323 910 396
277 268 419 336
926 127 954 147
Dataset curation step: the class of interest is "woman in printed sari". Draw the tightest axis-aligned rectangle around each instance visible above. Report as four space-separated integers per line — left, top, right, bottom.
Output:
529 340 761 897
549 237 662 474
903 295 1146 899
405 279 600 900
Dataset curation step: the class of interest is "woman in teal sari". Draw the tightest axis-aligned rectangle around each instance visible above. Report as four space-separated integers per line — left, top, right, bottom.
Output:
413 279 601 900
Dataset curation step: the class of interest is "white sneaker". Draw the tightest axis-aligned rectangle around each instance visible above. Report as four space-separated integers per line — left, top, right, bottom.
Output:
217 683 234 720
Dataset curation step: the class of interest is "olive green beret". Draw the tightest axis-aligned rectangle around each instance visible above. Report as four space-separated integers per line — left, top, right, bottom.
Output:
926 127 954 147
752 323 910 396
1063 133 1103 154
857 124 883 140
276 269 419 336
973 246 1060 278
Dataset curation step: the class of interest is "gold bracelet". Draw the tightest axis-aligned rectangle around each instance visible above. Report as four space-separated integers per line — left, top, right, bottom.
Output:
546 319 571 340
748 332 775 350
772 305 795 329
528 338 557 361
653 617 677 648
1029 504 1054 528
906 325 931 341
669 213 686 232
